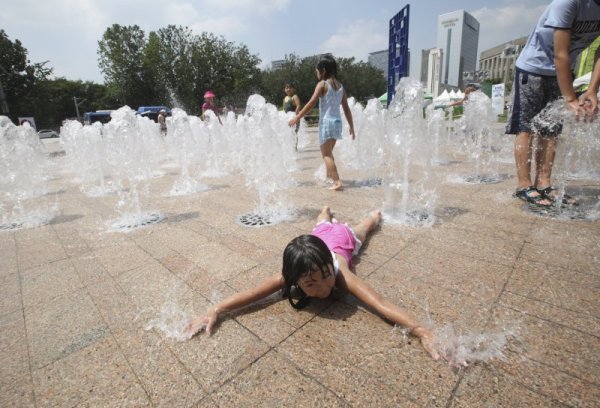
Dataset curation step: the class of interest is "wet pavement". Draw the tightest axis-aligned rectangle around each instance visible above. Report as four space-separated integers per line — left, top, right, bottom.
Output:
1 129 599 407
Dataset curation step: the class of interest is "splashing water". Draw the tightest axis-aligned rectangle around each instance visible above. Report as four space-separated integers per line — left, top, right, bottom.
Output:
455 91 505 184
166 108 209 195
1 117 58 230
426 106 454 166
432 324 518 366
382 78 438 227
338 98 385 176
62 107 166 231
145 301 192 342
237 94 297 223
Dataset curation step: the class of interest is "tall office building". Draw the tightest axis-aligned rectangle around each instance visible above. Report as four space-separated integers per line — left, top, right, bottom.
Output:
436 10 479 89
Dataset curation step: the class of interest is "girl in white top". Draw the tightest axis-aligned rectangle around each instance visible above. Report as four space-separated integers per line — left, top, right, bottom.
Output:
289 54 355 191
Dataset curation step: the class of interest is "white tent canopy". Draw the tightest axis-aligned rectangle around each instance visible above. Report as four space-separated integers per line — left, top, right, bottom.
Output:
434 89 451 103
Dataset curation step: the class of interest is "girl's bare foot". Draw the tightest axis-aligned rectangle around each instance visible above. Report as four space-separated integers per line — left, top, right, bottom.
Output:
369 210 382 226
330 181 343 191
317 206 333 224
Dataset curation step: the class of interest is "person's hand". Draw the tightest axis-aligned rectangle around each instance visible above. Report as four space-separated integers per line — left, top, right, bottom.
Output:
578 90 598 121
182 308 219 339
565 98 592 122
288 117 298 127
349 127 355 140
416 328 441 361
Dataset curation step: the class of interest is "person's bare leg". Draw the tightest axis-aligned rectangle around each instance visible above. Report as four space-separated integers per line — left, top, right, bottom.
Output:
514 131 534 189
316 206 333 224
514 131 552 205
320 139 342 190
534 136 556 189
352 210 382 243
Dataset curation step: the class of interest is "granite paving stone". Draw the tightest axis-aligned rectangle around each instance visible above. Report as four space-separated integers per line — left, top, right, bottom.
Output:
25 288 109 370
31 336 150 407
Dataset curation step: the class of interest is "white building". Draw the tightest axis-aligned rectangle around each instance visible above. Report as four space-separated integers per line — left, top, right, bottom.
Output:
436 10 480 89
421 48 443 96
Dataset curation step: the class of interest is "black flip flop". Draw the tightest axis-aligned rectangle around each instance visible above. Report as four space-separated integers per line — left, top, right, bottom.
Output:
514 186 552 207
537 186 579 206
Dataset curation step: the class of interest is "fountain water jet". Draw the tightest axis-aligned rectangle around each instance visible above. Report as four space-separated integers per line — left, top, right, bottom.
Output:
0 117 58 230
235 94 297 227
453 91 507 184
382 78 438 227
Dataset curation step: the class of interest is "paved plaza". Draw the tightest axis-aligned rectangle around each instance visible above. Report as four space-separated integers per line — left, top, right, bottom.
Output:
1 129 599 407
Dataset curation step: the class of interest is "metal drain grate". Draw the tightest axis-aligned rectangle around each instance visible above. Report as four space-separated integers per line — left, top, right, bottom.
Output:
525 204 591 221
461 175 505 184
236 213 273 227
0 221 24 231
110 212 164 231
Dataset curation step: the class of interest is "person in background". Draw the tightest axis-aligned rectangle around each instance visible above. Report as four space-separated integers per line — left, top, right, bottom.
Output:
289 55 355 191
283 82 302 149
202 90 222 125
447 85 478 108
157 109 167 135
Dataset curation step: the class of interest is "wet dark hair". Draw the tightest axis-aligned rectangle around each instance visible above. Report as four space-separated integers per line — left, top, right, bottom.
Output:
316 54 338 79
282 234 333 309
285 82 295 88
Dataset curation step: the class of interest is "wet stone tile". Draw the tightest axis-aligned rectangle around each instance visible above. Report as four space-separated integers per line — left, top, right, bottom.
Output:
451 364 564 407
0 374 35 408
209 350 345 407
492 305 600 403
93 242 157 277
32 336 150 407
0 310 29 388
500 290 600 339
113 328 205 407
0 272 21 317
25 288 109 370
20 259 84 309
168 318 270 392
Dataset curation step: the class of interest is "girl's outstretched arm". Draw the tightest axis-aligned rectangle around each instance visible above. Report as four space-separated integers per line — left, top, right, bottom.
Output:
183 274 284 339
288 82 325 126
340 91 355 140
335 260 440 360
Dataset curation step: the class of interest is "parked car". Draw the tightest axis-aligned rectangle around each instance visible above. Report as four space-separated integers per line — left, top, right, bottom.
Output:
38 129 59 139
137 106 171 122
83 110 114 125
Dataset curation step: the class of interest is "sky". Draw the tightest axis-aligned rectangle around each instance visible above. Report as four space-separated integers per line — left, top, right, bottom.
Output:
0 0 551 84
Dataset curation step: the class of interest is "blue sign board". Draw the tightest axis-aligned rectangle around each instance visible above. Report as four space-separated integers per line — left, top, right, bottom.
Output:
388 5 410 106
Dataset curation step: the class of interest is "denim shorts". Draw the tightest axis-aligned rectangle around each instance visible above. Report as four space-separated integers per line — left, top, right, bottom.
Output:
318 117 343 145
505 68 563 137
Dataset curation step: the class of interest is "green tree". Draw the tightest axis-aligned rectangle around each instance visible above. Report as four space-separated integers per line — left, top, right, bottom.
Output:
337 57 386 104
98 24 152 108
0 29 52 124
98 25 262 114
190 32 261 111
